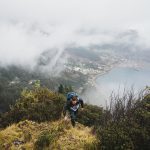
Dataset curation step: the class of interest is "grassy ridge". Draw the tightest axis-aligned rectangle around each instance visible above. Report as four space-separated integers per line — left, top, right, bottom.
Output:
0 120 98 150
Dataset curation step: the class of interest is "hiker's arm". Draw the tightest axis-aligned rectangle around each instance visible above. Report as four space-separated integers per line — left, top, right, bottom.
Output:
63 101 70 116
79 98 84 108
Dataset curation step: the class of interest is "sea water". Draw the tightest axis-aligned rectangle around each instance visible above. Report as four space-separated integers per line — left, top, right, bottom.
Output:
95 66 150 106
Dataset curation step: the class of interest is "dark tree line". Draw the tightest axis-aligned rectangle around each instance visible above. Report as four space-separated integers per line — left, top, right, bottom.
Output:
58 84 73 94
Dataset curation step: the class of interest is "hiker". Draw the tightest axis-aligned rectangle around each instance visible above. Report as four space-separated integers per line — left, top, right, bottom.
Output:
63 92 84 127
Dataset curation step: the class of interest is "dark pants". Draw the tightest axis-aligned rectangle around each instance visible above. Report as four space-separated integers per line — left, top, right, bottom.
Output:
63 104 78 127
69 110 78 127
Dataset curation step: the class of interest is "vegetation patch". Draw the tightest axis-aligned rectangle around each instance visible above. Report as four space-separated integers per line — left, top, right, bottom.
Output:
0 120 98 150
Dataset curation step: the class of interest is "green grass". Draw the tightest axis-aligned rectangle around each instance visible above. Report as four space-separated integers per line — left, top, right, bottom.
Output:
0 119 99 150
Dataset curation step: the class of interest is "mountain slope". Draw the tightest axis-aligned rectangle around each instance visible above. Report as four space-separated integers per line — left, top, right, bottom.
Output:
0 119 99 150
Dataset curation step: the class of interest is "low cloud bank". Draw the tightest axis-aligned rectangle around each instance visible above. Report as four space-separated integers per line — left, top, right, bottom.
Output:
0 0 150 75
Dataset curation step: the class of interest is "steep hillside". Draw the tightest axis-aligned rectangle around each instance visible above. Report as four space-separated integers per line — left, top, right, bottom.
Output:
0 65 87 113
0 120 99 150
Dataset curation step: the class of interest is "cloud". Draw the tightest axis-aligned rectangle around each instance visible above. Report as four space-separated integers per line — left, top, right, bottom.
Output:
0 0 150 73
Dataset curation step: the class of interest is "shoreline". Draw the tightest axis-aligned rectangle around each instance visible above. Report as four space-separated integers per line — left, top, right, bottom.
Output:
89 64 118 88
80 60 146 94
90 61 146 88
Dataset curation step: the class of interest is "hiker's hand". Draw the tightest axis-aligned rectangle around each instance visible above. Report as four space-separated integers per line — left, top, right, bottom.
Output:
64 116 68 120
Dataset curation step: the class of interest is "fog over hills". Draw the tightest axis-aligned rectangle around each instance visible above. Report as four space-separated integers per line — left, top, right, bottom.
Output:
0 0 150 72
0 0 150 110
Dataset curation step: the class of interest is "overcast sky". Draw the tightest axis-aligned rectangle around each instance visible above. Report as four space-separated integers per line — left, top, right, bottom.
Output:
0 0 150 69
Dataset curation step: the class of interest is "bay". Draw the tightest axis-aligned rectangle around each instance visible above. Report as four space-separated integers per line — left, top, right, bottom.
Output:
94 66 150 106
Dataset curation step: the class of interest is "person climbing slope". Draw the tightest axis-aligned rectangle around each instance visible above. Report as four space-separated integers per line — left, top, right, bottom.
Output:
63 92 84 127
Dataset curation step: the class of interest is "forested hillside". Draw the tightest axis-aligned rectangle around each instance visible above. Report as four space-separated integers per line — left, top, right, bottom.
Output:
0 65 87 113
0 85 149 149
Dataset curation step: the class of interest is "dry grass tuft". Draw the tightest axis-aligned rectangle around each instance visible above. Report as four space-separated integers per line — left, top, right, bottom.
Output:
0 120 99 150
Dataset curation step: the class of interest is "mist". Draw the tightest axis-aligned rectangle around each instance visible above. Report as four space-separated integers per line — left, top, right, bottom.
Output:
0 0 150 74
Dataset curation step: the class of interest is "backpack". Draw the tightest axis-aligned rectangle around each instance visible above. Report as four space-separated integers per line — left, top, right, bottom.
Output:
67 92 78 101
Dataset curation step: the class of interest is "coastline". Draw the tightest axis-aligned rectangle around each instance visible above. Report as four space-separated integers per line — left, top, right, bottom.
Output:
80 60 145 94
90 61 146 88
89 64 118 88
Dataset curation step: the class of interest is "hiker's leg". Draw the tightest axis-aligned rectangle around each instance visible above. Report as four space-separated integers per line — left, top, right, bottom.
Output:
74 110 78 122
75 109 78 116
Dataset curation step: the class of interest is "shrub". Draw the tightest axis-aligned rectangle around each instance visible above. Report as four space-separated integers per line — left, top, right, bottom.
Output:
34 130 54 149
0 87 66 127
95 89 150 150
